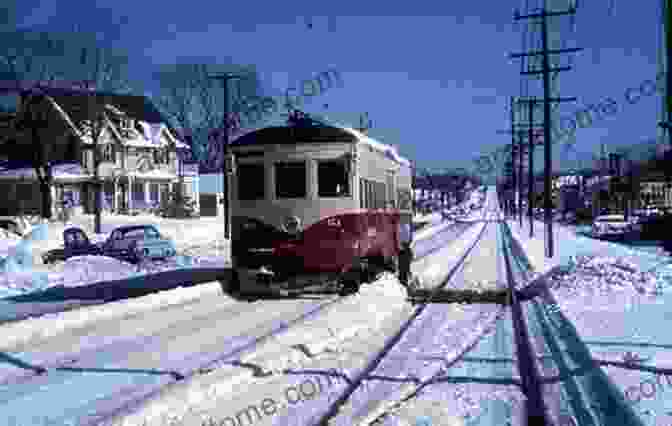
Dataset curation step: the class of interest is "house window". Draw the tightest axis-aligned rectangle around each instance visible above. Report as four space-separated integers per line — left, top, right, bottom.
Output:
80 149 88 169
150 183 159 202
120 118 132 131
102 144 116 162
237 163 265 200
275 161 306 199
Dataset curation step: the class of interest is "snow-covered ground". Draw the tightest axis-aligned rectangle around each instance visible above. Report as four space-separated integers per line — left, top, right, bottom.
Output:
507 218 672 425
0 213 230 299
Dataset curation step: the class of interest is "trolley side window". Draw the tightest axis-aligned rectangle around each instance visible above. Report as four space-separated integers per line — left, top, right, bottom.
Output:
318 160 350 197
275 161 306 198
237 163 265 200
375 181 386 209
360 179 365 208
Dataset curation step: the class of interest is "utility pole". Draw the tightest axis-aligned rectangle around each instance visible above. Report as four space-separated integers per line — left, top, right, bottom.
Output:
510 3 581 259
79 79 104 234
660 0 672 150
495 96 519 218
516 98 545 238
518 130 524 228
209 73 242 239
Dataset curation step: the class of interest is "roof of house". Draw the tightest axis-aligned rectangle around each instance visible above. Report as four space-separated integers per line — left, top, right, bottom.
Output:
3 86 188 149
25 87 166 125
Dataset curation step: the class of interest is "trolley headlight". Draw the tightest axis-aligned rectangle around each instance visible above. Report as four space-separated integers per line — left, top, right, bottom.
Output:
283 216 302 234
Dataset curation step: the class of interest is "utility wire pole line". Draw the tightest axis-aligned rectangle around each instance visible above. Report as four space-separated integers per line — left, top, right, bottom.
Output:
510 3 581 259
209 73 242 240
518 128 524 228
516 97 545 238
495 96 520 218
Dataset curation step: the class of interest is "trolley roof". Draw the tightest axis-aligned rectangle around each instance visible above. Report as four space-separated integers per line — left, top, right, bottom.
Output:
230 124 410 167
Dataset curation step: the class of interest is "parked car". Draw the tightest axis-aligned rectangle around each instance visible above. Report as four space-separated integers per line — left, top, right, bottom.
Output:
591 214 633 240
42 224 177 265
42 227 102 264
100 225 177 263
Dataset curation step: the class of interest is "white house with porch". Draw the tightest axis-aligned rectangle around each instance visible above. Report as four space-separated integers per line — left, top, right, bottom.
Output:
0 87 199 217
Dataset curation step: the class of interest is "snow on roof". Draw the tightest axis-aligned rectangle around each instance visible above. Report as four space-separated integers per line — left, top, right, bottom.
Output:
129 122 189 150
342 127 410 166
124 136 167 148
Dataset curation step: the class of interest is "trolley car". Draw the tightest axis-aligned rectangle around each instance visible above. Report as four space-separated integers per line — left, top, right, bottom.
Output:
228 113 413 296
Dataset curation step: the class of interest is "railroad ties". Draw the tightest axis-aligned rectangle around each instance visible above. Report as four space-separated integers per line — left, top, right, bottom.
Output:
407 288 511 305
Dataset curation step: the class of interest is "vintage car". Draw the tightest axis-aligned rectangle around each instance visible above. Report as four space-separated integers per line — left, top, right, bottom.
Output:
100 225 177 263
591 214 634 240
42 227 102 264
42 225 177 264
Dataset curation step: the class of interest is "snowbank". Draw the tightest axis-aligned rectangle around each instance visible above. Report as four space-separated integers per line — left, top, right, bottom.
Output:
0 281 228 352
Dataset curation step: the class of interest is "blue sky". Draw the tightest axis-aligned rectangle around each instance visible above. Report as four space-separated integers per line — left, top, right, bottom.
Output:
16 0 665 193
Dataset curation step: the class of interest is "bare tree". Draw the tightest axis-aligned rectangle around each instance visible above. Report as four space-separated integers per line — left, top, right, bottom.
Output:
152 61 264 172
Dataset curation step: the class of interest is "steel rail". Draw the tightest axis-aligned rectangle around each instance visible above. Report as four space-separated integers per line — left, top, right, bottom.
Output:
500 220 552 426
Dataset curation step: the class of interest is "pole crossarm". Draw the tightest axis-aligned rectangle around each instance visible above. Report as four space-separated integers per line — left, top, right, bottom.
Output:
509 47 583 59
510 123 545 128
521 66 572 75
658 121 672 130
496 129 535 135
514 8 578 20
516 96 577 103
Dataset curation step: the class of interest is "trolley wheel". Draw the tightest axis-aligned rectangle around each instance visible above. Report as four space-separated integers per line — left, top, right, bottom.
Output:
387 255 399 274
338 263 362 296
339 278 359 296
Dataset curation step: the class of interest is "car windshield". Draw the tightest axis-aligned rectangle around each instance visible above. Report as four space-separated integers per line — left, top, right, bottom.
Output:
123 228 159 239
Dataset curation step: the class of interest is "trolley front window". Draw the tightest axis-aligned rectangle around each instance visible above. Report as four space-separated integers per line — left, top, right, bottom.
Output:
275 161 306 198
237 163 265 200
318 160 350 197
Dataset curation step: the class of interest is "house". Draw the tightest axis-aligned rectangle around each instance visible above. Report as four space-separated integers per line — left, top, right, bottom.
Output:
0 87 199 217
638 178 672 211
